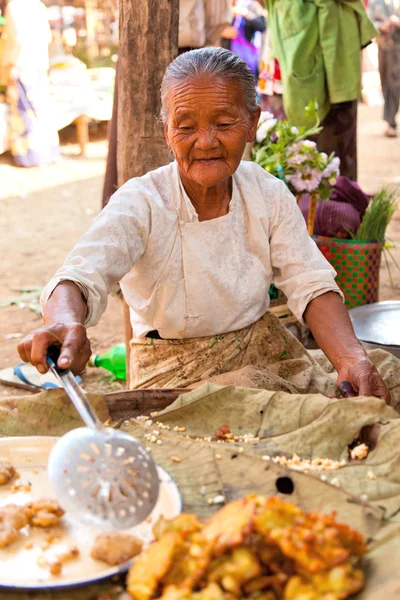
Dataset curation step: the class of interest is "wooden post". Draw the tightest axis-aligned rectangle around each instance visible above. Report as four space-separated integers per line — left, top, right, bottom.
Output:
85 0 98 63
118 0 179 386
307 193 318 236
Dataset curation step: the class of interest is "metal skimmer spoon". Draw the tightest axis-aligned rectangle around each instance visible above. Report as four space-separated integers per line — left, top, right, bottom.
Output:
46 346 160 529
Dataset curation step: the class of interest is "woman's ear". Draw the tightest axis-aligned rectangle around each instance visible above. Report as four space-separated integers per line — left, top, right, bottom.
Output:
247 105 261 142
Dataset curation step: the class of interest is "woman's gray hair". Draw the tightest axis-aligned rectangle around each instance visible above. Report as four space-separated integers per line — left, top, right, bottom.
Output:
160 47 258 122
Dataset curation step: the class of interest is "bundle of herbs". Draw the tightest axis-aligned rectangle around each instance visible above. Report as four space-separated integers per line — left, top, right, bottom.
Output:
353 186 399 289
353 187 397 243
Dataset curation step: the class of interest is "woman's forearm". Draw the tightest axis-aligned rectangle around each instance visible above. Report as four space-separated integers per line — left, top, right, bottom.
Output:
44 281 88 326
303 291 366 373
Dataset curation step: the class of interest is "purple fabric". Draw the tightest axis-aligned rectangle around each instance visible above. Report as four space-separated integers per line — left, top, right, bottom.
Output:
298 176 370 238
230 15 259 78
7 73 60 168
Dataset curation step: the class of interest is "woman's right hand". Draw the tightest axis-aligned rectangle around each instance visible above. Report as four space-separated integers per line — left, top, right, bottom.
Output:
17 322 91 375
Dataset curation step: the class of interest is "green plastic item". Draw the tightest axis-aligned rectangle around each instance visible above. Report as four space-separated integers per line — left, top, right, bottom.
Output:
88 343 126 379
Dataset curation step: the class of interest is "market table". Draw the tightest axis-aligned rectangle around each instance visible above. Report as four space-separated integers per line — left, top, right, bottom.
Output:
0 66 114 158
1 385 400 598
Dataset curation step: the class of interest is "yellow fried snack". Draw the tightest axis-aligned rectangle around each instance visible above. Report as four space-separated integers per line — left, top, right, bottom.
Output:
284 562 365 600
91 532 143 566
127 531 181 600
159 583 227 600
253 497 302 535
154 513 203 540
202 497 256 555
126 496 366 600
25 498 65 528
0 460 16 485
207 547 262 595
0 503 29 548
268 511 366 575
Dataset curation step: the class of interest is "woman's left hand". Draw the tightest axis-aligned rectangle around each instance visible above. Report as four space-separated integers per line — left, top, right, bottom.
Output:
337 356 391 404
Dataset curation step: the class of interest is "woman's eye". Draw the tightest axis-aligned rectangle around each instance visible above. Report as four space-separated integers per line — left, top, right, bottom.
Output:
179 126 194 132
217 123 233 129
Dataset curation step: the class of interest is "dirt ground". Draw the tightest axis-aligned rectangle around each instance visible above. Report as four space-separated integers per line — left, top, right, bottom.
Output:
0 104 399 398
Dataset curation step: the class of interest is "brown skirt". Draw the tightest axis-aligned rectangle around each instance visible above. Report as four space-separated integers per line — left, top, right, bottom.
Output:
129 312 400 407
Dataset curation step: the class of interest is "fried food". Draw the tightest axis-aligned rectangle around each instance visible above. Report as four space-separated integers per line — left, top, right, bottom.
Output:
202 497 256 555
91 532 143 566
0 460 16 485
127 496 366 600
265 511 366 575
25 498 65 528
284 562 365 600
0 503 29 548
154 513 203 540
38 546 80 576
163 531 213 590
207 547 262 595
127 531 181 600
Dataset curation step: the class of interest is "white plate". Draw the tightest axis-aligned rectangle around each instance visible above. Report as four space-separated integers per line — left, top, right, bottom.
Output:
0 436 182 590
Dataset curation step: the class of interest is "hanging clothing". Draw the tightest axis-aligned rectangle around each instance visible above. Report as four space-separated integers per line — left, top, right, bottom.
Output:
42 160 340 339
265 0 377 126
226 1 266 78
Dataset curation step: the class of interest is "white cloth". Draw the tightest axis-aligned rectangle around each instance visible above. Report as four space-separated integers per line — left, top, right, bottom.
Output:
2 0 52 73
41 161 342 339
178 0 232 48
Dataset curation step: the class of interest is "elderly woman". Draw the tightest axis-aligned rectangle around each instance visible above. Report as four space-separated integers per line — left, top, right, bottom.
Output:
18 48 392 402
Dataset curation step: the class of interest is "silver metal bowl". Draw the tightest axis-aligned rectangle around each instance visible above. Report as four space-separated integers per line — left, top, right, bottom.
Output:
349 301 400 358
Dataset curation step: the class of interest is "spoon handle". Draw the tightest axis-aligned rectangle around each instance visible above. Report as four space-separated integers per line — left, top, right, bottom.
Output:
47 346 104 432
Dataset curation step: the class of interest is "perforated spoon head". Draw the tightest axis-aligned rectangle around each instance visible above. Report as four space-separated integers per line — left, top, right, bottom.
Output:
48 427 160 529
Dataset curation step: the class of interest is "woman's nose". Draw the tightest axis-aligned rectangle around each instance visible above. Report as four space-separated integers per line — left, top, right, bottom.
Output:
194 128 219 149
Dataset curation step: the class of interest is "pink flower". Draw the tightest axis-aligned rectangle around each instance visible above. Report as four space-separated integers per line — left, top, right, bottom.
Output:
287 153 307 166
287 167 322 193
322 157 340 178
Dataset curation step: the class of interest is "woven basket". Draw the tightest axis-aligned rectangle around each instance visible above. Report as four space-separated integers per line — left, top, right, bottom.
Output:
314 236 383 308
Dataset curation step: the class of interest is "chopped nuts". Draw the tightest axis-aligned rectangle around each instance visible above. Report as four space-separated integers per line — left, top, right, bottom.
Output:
350 444 369 461
269 454 346 473
367 471 376 480
330 477 341 488
170 456 181 463
211 495 225 505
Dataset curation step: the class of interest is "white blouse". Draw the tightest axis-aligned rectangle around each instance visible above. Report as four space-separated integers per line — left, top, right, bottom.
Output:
41 161 341 339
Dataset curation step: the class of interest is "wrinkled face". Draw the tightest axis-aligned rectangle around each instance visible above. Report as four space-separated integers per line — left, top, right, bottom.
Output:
163 75 260 188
